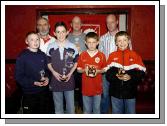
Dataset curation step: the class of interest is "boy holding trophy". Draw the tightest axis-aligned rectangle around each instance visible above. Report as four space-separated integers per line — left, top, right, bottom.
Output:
15 31 50 114
46 22 79 114
77 32 106 114
106 31 146 114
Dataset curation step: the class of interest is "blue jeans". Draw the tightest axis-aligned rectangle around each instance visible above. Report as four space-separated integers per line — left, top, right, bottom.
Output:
100 75 110 113
83 95 101 114
111 96 136 114
52 90 75 114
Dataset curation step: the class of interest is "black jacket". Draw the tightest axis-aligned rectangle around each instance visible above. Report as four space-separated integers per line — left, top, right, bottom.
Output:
106 67 145 99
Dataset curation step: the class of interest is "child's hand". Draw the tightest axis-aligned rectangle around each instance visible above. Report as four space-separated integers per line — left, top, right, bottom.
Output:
64 72 72 82
122 74 131 81
60 74 68 81
77 67 85 73
85 66 89 76
96 69 105 74
34 81 44 87
52 71 62 82
42 77 49 86
116 74 131 81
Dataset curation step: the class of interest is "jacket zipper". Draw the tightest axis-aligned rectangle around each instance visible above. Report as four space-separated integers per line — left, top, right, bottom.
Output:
120 50 124 99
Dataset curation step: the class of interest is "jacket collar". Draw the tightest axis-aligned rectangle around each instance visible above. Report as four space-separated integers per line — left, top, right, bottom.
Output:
117 48 130 52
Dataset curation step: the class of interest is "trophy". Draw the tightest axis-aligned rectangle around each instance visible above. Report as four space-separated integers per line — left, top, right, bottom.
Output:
39 69 45 82
86 65 97 78
75 41 80 49
61 67 68 81
116 68 126 78
74 38 81 53
64 51 74 69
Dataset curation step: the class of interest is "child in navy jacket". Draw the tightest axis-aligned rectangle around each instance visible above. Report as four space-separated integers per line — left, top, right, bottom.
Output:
15 31 50 114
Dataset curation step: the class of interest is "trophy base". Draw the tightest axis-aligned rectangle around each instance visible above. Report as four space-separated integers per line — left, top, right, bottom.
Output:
116 74 125 78
87 74 96 78
60 75 67 82
39 80 45 82
61 79 67 82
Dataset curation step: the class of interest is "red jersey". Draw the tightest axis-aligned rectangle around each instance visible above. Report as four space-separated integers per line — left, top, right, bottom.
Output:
77 50 106 96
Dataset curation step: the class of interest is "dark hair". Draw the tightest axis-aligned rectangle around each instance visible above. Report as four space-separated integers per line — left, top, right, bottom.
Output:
115 31 130 42
25 31 37 38
54 21 67 31
85 32 99 41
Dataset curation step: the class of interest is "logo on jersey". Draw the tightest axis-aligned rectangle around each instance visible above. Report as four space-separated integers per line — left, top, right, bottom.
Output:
95 57 100 63
113 57 118 61
129 58 134 62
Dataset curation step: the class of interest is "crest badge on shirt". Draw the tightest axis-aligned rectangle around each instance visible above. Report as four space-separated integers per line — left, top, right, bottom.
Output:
95 57 100 63
113 57 118 61
129 58 134 62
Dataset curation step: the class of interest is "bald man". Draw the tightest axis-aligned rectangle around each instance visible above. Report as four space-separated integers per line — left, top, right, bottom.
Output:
37 17 55 54
67 16 86 54
67 16 86 112
99 14 119 59
99 14 119 114
36 17 55 113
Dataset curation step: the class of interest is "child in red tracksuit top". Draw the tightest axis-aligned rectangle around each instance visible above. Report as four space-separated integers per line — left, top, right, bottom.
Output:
106 31 146 114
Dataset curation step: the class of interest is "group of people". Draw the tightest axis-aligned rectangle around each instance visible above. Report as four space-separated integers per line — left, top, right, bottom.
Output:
15 14 146 114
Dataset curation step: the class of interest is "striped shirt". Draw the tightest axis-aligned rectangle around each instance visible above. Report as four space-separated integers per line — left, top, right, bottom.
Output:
99 31 132 60
99 32 117 60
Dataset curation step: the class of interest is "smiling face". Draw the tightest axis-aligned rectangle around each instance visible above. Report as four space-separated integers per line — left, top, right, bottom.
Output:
25 33 40 50
54 26 68 42
116 35 129 51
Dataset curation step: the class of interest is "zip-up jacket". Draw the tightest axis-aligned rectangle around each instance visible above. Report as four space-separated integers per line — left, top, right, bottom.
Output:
106 49 146 99
15 49 49 94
